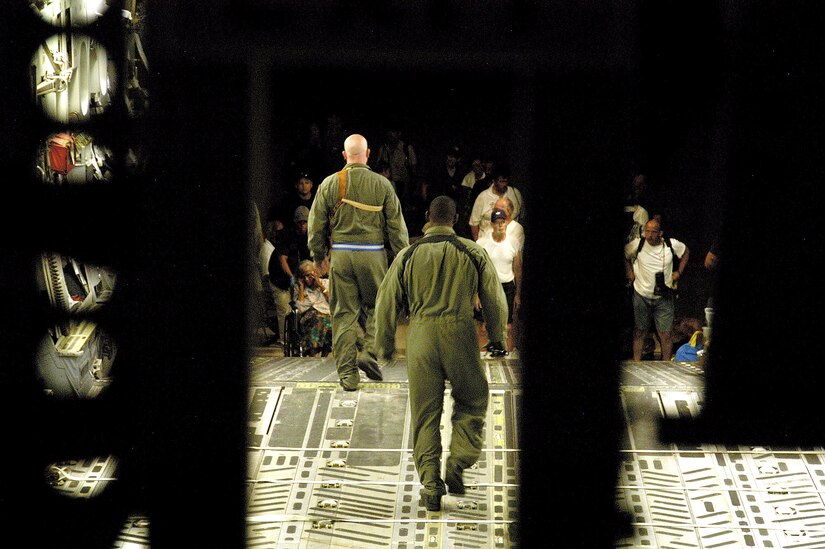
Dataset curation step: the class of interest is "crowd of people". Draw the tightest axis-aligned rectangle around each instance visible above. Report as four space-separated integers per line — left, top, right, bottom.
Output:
259 118 721 370
261 121 528 356
262 123 722 362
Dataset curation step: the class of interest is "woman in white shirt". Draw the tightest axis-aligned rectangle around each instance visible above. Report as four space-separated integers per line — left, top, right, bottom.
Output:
477 209 523 350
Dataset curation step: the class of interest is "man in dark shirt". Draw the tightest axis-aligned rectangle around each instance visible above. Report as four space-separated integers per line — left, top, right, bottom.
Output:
281 173 316 229
268 206 312 340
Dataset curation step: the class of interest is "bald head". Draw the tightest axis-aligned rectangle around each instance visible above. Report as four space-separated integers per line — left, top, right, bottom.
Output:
494 197 514 217
643 218 662 245
343 134 369 163
427 196 457 226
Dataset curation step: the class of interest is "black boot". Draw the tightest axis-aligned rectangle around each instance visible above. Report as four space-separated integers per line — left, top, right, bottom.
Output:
356 353 383 381
339 369 360 391
419 481 446 511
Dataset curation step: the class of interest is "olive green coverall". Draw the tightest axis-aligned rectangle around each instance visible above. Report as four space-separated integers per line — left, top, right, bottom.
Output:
308 163 409 389
374 225 507 490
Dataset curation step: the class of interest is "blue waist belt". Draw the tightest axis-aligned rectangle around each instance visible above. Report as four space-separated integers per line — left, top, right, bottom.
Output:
332 242 384 251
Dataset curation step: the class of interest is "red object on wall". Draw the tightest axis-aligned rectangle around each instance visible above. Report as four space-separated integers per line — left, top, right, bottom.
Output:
48 133 75 174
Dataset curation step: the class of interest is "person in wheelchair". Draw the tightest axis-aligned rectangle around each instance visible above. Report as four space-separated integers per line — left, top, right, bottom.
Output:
289 260 333 357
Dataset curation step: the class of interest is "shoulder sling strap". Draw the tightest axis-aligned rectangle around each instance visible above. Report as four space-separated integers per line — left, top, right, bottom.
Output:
329 169 348 221
398 234 483 313
330 169 384 221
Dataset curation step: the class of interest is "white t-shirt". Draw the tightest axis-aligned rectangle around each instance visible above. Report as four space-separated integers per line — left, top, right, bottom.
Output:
478 219 525 249
469 185 525 236
478 233 521 283
625 237 687 299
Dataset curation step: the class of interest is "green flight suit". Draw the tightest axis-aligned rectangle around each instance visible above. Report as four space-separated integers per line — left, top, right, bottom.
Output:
308 163 409 388
374 225 507 489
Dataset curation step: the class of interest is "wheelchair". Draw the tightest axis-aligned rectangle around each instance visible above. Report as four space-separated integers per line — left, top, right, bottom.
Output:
282 282 333 357
282 299 306 357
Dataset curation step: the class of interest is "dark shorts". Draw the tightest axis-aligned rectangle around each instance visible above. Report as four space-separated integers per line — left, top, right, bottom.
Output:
632 290 674 333
502 281 516 324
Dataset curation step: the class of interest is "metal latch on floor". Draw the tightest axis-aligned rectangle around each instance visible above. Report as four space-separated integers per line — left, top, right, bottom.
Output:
758 463 780 475
317 499 339 509
330 440 350 448
774 505 798 516
326 459 347 468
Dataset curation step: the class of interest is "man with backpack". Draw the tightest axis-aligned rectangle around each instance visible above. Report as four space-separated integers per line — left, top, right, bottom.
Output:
624 218 690 361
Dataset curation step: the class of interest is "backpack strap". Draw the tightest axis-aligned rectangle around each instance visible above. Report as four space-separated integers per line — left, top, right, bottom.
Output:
632 237 681 263
398 234 483 314
665 237 680 262
632 237 645 263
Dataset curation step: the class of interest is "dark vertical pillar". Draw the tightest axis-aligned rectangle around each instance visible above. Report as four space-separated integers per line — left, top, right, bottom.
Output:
519 69 635 546
130 19 250 545
662 1 825 446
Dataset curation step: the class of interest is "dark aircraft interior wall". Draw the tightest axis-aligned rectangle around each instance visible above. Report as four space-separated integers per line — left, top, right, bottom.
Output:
265 69 518 206
2 1 824 548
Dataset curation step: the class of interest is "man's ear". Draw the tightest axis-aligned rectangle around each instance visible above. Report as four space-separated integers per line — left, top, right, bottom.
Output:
341 150 347 162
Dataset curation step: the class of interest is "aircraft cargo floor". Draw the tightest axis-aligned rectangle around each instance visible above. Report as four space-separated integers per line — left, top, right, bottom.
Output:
241 351 521 549
104 353 825 548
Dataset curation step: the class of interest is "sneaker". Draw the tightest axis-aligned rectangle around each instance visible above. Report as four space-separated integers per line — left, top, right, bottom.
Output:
419 483 446 511
445 460 465 495
356 355 383 381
